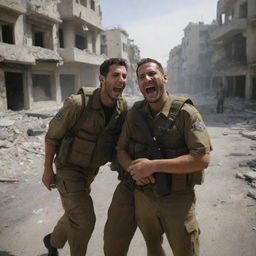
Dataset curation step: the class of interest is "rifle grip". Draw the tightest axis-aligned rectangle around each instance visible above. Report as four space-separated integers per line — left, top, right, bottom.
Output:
155 173 171 196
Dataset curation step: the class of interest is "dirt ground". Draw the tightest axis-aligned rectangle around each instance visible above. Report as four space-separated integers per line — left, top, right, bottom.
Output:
0 95 256 256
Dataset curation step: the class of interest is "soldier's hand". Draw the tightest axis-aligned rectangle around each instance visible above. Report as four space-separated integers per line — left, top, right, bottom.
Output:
129 158 155 181
42 168 57 191
135 175 155 185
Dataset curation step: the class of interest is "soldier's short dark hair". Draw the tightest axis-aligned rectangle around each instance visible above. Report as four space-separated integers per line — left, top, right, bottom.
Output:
100 58 128 76
136 58 164 76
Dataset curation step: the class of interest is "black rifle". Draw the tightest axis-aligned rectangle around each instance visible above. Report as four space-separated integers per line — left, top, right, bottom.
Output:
136 111 171 196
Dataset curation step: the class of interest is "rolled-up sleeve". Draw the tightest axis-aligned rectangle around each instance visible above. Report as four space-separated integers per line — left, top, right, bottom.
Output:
45 95 81 146
181 104 213 155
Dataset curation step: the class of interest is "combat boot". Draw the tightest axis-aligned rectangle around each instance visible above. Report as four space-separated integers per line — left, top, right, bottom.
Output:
43 234 59 256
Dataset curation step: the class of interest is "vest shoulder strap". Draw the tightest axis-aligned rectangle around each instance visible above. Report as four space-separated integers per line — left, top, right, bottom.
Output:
168 97 193 123
70 87 95 134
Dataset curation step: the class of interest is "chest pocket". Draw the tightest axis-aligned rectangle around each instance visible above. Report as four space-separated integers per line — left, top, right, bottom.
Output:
65 110 104 168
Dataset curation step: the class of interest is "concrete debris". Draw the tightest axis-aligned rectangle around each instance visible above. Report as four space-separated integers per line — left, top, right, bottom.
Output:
0 177 19 182
0 110 50 179
247 159 256 169
236 172 245 179
241 130 256 140
250 181 256 189
27 127 46 136
0 119 15 127
244 171 256 181
247 189 256 200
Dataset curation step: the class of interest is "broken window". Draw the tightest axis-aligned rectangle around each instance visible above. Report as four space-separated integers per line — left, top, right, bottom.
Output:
90 0 95 11
240 2 248 18
60 75 75 101
81 0 87 7
123 43 127 52
1 24 14 44
32 74 52 101
219 13 225 25
59 29 64 48
75 34 87 50
34 31 44 47
252 77 256 100
5 72 24 110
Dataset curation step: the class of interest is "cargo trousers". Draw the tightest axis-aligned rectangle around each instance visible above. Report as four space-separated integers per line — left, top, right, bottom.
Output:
134 188 200 256
50 167 98 256
103 181 137 256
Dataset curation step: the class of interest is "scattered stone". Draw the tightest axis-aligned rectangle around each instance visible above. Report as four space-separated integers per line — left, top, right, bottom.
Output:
0 177 19 182
247 190 256 200
27 128 46 136
247 159 256 169
250 181 256 189
241 130 256 140
236 172 245 179
244 171 256 181
229 152 251 156
0 119 15 127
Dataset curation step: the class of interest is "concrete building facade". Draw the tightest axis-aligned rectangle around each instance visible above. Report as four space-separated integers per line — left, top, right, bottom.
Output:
0 0 105 111
166 22 216 94
211 0 256 100
166 0 256 100
101 28 140 95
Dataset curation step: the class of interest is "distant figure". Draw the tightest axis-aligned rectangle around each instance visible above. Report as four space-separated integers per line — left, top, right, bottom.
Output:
216 83 225 113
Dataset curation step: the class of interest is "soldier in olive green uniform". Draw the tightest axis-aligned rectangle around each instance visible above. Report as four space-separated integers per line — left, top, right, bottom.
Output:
117 58 212 256
42 58 128 256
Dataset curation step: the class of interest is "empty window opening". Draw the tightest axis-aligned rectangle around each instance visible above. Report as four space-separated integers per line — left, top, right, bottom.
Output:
59 29 64 48
34 31 44 47
90 0 95 10
60 75 75 101
5 72 24 110
226 76 245 98
240 2 248 18
1 24 14 44
252 77 256 100
75 34 87 50
32 74 52 101
219 13 225 25
81 0 87 7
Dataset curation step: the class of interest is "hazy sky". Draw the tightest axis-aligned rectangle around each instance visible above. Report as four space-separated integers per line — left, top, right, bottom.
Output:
97 0 217 67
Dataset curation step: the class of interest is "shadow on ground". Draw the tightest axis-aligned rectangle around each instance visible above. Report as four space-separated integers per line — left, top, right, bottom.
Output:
0 252 16 256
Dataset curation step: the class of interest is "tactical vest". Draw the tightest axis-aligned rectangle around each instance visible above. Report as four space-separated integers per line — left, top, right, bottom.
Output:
129 97 204 191
57 87 127 169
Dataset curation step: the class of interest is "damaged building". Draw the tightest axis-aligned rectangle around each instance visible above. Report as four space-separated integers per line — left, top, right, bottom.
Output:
101 28 141 95
211 0 256 100
166 22 216 94
0 0 105 111
166 0 256 100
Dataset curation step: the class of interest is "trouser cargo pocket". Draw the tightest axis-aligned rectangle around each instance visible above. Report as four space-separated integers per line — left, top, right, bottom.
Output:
184 217 200 256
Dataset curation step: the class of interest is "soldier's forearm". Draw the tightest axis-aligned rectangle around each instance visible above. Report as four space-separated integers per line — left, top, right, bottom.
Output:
117 149 132 172
44 143 57 169
152 153 210 174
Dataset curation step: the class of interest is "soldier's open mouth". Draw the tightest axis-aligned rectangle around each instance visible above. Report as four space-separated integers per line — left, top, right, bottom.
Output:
113 87 122 93
145 86 156 94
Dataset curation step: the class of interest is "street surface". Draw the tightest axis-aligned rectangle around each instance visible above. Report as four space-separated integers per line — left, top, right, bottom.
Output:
0 95 256 256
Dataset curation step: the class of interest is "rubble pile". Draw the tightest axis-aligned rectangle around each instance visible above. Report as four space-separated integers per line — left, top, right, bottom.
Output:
0 110 52 181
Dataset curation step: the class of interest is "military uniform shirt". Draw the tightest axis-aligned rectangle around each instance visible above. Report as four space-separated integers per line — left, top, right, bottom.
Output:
117 94 212 155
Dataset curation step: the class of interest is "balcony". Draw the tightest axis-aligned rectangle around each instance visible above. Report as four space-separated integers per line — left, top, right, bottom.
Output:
0 43 62 65
58 48 106 65
58 1 103 30
249 15 256 25
27 1 62 25
211 18 247 41
214 56 247 69
0 0 26 15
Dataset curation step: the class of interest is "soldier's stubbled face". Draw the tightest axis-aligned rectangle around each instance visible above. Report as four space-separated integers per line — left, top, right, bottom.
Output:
137 62 168 103
100 64 127 101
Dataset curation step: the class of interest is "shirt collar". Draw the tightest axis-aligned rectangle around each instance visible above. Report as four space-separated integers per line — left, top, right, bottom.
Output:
91 87 123 114
143 92 175 118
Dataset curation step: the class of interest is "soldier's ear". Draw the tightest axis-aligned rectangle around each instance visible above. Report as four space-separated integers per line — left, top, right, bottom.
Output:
99 75 105 84
163 74 168 83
